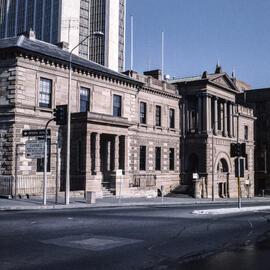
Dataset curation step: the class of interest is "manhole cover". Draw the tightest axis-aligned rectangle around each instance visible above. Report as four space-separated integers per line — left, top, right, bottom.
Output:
42 235 142 251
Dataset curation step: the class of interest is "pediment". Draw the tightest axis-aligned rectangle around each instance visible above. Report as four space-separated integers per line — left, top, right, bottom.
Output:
210 74 238 91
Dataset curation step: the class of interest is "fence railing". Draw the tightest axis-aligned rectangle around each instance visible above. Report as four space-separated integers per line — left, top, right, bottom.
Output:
0 176 13 196
130 174 156 188
0 175 57 196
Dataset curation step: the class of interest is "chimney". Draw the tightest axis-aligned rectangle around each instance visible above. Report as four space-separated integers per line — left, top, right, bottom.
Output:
57 41 69 51
19 29 36 40
143 69 162 80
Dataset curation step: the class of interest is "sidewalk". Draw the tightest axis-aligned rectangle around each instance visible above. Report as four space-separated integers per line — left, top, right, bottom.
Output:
1 195 270 211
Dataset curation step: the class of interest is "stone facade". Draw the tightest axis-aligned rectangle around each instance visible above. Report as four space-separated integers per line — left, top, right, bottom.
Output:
0 34 180 198
0 34 256 200
171 66 255 199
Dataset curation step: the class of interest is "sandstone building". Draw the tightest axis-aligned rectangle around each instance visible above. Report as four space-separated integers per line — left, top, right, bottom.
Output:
171 67 255 199
0 33 180 198
0 33 255 199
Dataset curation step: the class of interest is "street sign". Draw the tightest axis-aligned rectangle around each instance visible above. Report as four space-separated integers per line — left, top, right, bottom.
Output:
22 129 51 137
25 140 45 159
193 173 199 180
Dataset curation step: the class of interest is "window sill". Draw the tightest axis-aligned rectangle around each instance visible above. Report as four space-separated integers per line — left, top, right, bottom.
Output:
35 106 53 113
139 123 148 128
154 126 162 131
169 128 176 132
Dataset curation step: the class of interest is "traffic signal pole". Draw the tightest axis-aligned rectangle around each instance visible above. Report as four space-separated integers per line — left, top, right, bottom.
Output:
43 118 54 206
236 112 242 209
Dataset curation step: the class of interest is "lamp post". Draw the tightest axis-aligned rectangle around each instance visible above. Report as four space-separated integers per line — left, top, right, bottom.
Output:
65 31 104 205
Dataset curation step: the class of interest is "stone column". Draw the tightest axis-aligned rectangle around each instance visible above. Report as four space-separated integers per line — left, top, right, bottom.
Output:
114 135 119 171
232 104 235 137
197 95 202 133
229 103 233 137
223 101 228 137
124 135 129 175
107 141 111 171
94 133 101 174
203 94 211 133
86 132 92 176
214 97 218 135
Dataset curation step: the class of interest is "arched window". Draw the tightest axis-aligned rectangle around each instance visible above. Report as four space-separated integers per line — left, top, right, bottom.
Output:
217 158 229 173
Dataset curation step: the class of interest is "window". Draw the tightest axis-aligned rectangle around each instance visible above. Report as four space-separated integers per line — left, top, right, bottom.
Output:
169 108 175 129
140 146 146 171
37 138 51 172
155 147 161 171
39 78 52 108
113 94 122 117
169 148 175 171
244 126 248 140
80 87 90 112
156 105 162 127
140 102 147 124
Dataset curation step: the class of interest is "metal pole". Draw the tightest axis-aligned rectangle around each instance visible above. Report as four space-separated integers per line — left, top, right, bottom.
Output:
66 31 104 205
237 111 241 208
161 31 164 80
66 55 72 205
130 15 134 70
15 144 18 199
55 139 61 204
212 127 215 201
43 119 53 206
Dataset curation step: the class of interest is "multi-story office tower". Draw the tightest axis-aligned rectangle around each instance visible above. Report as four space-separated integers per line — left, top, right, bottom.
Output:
0 0 125 71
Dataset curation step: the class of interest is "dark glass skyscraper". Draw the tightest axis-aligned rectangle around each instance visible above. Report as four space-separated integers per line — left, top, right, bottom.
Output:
0 0 125 71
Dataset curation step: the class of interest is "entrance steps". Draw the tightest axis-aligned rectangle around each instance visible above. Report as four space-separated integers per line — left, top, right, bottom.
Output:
102 186 115 198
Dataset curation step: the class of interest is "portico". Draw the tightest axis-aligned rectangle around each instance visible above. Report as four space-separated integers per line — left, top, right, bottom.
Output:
70 112 131 198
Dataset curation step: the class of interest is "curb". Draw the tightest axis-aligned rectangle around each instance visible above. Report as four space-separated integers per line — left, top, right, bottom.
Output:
1 198 270 211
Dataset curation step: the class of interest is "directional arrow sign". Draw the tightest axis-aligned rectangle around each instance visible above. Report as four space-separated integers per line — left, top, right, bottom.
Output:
25 140 45 159
22 129 51 137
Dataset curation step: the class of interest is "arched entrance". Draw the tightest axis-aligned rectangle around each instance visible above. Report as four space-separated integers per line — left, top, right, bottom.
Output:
217 158 229 198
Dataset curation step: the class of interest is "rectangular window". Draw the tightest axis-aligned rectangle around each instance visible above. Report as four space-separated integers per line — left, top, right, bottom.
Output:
113 94 122 117
156 105 162 127
80 87 90 112
169 148 175 171
244 126 248 140
37 138 51 172
140 102 147 124
39 78 52 108
140 146 146 171
169 108 175 129
155 147 161 171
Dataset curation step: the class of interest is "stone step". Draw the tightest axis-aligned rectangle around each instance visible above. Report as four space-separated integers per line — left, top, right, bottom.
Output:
102 186 115 197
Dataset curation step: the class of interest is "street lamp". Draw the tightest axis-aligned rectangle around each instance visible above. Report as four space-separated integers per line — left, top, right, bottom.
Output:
65 31 104 205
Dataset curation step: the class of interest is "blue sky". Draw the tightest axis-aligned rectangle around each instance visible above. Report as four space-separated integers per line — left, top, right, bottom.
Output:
125 0 270 88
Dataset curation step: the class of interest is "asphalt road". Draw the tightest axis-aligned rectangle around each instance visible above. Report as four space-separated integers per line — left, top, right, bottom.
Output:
1 202 270 270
